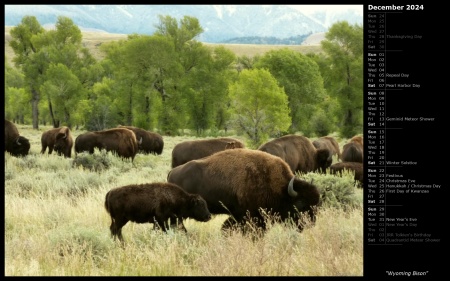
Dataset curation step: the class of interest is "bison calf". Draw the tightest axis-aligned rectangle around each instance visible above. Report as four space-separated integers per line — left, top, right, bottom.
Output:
104 182 212 242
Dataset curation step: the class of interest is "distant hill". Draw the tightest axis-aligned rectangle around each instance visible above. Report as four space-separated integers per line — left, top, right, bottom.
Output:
301 32 326 46
4 4 363 44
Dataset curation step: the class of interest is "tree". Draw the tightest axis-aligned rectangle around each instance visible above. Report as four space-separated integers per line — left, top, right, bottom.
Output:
40 63 84 128
183 45 236 135
9 16 45 129
4 57 28 123
228 69 291 148
254 48 327 135
9 16 97 129
320 21 363 138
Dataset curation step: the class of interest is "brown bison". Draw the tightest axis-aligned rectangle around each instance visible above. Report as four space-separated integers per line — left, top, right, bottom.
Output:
104 182 212 242
74 128 139 161
5 120 30 157
258 134 332 174
118 125 164 155
167 149 321 233
313 136 341 161
329 162 363 187
41 126 73 158
171 137 245 168
350 135 363 147
342 136 364 163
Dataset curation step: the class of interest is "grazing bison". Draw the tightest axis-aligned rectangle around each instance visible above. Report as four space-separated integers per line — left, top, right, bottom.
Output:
41 126 73 158
342 136 364 163
313 136 341 161
5 120 30 157
118 125 164 155
329 162 363 187
258 134 332 174
75 128 139 161
104 182 212 242
167 149 321 233
350 135 363 147
171 137 245 168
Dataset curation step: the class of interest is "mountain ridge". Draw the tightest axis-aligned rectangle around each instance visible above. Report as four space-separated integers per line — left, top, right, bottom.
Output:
4 4 363 44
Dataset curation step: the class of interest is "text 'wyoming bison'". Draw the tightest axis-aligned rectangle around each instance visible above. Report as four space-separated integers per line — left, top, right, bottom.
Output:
41 126 74 158
5 120 30 157
258 134 332 174
171 137 245 168
104 182 211 242
75 128 139 161
117 125 164 155
167 149 321 233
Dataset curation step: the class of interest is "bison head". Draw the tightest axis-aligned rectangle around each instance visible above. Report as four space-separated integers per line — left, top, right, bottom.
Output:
187 195 212 222
287 176 320 226
316 148 332 173
9 136 31 157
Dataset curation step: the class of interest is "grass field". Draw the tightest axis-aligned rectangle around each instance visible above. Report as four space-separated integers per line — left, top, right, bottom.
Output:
5 125 362 276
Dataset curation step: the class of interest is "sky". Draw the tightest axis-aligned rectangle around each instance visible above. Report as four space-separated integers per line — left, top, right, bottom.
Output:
288 5 364 16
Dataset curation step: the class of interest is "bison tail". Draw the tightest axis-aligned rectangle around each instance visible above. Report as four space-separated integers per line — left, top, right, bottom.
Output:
104 191 111 214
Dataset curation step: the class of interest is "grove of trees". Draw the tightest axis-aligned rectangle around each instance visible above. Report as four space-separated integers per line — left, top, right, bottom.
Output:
5 15 363 147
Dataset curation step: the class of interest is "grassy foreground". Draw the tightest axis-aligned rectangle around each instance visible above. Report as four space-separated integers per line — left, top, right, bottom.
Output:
5 125 363 276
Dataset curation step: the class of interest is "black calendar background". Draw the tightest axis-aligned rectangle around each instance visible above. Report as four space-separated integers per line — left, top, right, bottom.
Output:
363 3 444 278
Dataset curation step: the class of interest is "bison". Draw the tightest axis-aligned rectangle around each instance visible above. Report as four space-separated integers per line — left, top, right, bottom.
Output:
329 162 363 187
104 182 212 242
5 120 30 157
74 128 139 161
350 135 363 147
41 126 73 158
167 149 321 234
118 125 164 155
258 134 332 174
171 137 245 168
341 136 364 163
313 136 341 161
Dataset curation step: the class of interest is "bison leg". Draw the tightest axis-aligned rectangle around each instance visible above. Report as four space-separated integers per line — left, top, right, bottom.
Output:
169 217 187 232
41 144 47 154
110 217 128 241
154 218 169 232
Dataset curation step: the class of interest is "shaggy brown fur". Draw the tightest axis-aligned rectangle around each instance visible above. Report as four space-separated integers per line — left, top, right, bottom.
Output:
75 128 139 161
167 149 320 233
171 137 245 168
313 136 341 161
258 134 332 174
41 126 73 158
5 120 30 157
105 182 211 242
118 125 164 155
329 162 363 187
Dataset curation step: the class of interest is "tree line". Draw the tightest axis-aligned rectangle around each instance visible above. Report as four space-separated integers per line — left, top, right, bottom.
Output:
5 15 363 147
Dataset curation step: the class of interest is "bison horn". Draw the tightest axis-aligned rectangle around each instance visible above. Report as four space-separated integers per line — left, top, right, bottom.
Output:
15 137 21 145
288 176 298 197
139 137 143 145
63 133 67 139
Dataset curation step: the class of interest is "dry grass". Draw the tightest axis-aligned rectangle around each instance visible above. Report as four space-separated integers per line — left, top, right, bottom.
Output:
5 125 362 276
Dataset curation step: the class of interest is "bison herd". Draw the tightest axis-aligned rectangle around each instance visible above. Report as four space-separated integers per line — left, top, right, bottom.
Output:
5 119 363 243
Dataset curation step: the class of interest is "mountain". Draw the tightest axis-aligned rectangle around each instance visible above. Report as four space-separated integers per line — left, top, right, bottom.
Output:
4 5 363 44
